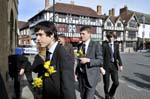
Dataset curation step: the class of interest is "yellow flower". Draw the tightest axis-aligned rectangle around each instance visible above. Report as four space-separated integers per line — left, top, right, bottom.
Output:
79 49 83 55
44 72 49 77
43 60 57 77
44 61 50 69
76 49 84 57
47 66 56 74
76 53 80 57
32 77 43 88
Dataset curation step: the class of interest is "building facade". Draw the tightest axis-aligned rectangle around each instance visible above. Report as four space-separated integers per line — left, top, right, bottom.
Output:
18 21 31 47
28 2 103 46
120 6 139 52
0 0 18 97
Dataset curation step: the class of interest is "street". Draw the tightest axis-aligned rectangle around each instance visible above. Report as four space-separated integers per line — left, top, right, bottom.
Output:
8 52 150 99
96 52 150 99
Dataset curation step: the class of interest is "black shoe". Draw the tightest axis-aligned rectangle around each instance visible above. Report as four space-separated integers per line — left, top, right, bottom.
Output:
105 96 110 99
110 96 114 99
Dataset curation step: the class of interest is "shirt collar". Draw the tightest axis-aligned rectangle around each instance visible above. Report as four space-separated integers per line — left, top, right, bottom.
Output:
48 41 58 54
109 41 114 45
84 39 90 46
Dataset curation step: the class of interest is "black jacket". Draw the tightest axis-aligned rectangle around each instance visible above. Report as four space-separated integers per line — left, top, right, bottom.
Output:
102 41 123 70
8 54 33 82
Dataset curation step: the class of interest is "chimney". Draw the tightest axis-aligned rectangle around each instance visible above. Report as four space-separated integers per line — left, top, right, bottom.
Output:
112 8 115 16
97 5 102 15
120 5 128 15
70 1 75 5
45 0 50 9
109 9 112 16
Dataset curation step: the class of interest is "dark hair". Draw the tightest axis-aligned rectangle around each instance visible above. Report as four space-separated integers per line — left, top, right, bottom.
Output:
58 33 65 38
106 32 116 39
34 21 58 40
80 26 92 33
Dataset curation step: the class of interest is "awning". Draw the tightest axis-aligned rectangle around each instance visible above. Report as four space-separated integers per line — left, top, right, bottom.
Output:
70 37 81 42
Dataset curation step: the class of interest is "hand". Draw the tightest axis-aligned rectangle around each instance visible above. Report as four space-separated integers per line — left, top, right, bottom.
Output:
100 67 106 75
74 74 78 82
119 66 123 72
19 68 25 75
79 58 90 64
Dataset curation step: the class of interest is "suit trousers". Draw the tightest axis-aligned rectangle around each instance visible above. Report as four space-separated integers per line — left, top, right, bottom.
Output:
14 75 21 99
103 62 119 97
78 72 96 99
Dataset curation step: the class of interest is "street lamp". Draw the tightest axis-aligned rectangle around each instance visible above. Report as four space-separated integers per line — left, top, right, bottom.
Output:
53 0 55 23
142 15 145 50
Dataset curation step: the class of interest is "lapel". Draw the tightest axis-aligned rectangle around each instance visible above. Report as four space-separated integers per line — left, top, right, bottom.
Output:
113 42 117 58
86 41 93 57
107 42 112 57
50 44 60 69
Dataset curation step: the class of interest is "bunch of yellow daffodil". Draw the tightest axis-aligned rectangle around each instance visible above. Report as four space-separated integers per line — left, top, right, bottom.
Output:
76 49 84 57
32 77 43 88
44 61 56 77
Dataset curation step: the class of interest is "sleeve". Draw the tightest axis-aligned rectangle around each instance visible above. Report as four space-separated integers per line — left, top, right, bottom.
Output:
89 42 103 67
24 61 33 83
59 47 76 99
32 55 44 73
19 55 28 69
116 43 123 66
18 55 33 83
68 44 75 61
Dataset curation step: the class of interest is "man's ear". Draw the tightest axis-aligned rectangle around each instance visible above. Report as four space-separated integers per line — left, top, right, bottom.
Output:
50 34 54 38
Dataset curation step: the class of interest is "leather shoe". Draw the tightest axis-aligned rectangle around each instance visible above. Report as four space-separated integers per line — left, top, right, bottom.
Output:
105 96 110 99
110 96 114 99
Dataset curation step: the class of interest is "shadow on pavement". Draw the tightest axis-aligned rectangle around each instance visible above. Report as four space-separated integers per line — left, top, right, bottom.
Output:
134 73 150 83
143 54 150 57
122 76 150 90
136 63 150 68
95 90 104 99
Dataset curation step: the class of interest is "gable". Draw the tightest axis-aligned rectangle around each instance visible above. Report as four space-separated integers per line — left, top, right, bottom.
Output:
128 15 138 28
104 18 114 27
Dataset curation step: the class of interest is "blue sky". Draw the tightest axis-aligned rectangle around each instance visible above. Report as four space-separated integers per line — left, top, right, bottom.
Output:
18 0 150 21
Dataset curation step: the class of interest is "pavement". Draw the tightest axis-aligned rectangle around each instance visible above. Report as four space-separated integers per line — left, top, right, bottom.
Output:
8 52 150 99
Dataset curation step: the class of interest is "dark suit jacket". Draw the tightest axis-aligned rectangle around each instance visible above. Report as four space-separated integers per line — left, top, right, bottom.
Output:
64 42 74 60
102 41 123 70
76 40 103 87
36 44 76 99
8 54 33 82
32 54 45 77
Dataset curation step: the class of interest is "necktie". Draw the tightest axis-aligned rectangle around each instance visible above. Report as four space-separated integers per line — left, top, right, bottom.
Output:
110 43 114 62
45 51 51 61
80 44 86 73
82 44 86 55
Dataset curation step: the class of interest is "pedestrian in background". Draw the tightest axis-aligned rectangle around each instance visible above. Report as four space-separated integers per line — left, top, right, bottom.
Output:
58 33 74 60
32 45 46 77
75 26 104 99
8 54 32 99
32 45 46 99
102 32 123 99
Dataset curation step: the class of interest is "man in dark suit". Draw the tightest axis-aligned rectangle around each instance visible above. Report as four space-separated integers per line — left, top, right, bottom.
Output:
76 26 104 99
8 54 32 99
34 21 76 99
102 32 123 99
